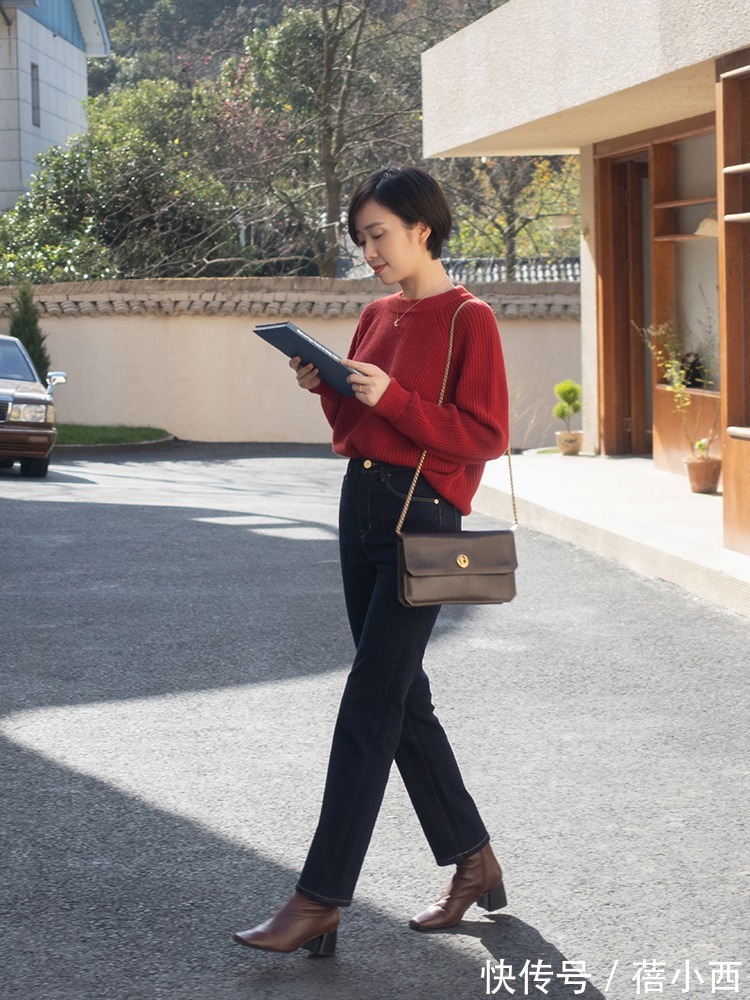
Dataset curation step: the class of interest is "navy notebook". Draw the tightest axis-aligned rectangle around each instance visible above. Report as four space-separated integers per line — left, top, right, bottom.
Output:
254 320 360 396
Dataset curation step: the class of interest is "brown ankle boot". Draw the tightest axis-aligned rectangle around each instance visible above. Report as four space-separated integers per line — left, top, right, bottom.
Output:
233 892 339 955
409 843 507 931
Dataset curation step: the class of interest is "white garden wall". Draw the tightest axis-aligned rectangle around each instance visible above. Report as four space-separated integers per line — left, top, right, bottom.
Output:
0 277 581 450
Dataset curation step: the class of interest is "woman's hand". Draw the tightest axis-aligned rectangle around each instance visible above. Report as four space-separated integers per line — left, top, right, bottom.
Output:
344 360 390 407
290 356 321 391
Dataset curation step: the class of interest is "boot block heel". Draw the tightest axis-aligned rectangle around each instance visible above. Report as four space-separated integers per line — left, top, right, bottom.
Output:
476 882 507 912
302 930 337 957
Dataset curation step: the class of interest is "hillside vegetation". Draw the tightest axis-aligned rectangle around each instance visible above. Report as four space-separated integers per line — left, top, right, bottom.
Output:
0 1 579 282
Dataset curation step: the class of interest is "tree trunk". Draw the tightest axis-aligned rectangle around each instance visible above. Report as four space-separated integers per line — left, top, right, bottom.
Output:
320 152 342 277
502 197 519 282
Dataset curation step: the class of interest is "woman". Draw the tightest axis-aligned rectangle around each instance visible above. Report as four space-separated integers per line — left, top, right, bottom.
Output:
234 165 510 956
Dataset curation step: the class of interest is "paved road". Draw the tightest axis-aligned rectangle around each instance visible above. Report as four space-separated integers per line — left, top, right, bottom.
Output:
1 443 748 1000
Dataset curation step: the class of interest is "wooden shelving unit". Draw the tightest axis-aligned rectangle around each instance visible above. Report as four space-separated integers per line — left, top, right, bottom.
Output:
652 193 716 242
653 232 711 242
652 195 716 243
649 137 718 329
653 195 717 209
722 161 750 226
717 58 750 553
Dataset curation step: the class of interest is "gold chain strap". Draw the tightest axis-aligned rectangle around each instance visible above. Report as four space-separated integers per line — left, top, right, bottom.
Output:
395 300 517 535
506 447 518 528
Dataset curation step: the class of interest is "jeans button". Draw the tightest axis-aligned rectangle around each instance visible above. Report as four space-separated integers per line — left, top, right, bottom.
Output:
363 459 373 469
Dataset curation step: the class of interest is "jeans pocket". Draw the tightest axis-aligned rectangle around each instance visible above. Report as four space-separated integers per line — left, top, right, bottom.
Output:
383 471 461 533
383 468 439 504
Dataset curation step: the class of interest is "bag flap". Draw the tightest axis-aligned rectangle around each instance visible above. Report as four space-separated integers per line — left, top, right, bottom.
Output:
400 530 517 577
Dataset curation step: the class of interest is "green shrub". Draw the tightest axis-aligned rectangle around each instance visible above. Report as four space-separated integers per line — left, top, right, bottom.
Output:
8 280 50 378
552 379 582 431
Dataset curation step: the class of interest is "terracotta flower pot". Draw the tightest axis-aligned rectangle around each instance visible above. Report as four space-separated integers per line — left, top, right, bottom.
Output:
556 430 583 455
684 456 722 494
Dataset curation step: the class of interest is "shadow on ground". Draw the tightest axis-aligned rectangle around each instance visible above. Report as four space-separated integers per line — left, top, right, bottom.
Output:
3 444 748 999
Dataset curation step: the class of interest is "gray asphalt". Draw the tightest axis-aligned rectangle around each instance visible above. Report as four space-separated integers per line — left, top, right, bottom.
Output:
1 442 748 1000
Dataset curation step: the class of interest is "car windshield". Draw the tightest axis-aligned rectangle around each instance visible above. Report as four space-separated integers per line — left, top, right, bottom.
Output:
0 340 38 382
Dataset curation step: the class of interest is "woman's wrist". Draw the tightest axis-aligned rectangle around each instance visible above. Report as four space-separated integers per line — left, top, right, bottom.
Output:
372 378 409 419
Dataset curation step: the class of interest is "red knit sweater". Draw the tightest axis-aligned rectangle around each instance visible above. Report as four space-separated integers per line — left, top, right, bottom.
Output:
314 285 509 514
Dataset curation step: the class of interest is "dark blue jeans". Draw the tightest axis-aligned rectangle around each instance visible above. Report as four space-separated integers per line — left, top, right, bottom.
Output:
296 458 489 906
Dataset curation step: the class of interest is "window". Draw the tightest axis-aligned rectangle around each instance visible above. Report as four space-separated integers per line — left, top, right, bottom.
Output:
0 340 37 382
31 63 40 127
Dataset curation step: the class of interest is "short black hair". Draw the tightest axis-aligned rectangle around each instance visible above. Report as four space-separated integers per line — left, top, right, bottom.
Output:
347 165 452 259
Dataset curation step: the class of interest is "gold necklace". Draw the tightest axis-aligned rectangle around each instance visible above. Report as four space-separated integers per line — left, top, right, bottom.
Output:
393 295 420 327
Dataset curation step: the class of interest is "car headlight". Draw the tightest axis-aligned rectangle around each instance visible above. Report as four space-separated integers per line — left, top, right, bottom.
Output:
9 403 49 423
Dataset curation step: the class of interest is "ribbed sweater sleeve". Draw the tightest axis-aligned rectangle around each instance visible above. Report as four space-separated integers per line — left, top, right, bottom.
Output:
315 285 509 514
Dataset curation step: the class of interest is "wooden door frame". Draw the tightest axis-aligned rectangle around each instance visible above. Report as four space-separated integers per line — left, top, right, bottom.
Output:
596 156 649 455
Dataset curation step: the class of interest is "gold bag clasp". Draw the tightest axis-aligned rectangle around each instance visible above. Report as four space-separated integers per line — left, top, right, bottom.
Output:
456 553 470 569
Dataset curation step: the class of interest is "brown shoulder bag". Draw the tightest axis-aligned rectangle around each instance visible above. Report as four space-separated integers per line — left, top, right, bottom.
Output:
396 301 518 607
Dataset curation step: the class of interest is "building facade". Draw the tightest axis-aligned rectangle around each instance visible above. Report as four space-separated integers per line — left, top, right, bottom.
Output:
0 0 109 211
422 0 750 555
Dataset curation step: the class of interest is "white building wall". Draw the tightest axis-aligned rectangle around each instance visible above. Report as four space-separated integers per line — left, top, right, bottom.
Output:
0 9 88 211
0 26 22 210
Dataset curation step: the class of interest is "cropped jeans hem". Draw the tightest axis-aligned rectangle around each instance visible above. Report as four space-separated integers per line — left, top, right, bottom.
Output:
435 832 491 867
296 882 352 908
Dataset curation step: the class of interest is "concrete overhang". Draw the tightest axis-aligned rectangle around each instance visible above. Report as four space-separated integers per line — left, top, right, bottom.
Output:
72 0 110 57
423 61 717 157
422 0 750 157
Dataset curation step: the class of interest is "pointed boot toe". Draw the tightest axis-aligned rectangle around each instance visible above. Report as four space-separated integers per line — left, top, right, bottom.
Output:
410 843 507 931
233 892 339 955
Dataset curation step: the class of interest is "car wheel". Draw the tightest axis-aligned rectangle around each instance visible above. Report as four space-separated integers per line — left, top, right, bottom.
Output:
19 457 49 478
0 458 14 469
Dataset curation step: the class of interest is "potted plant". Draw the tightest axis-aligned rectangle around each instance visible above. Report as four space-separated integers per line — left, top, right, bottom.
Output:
552 379 583 455
639 320 721 494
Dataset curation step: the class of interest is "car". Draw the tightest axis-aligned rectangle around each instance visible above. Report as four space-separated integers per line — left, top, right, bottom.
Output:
0 335 67 478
